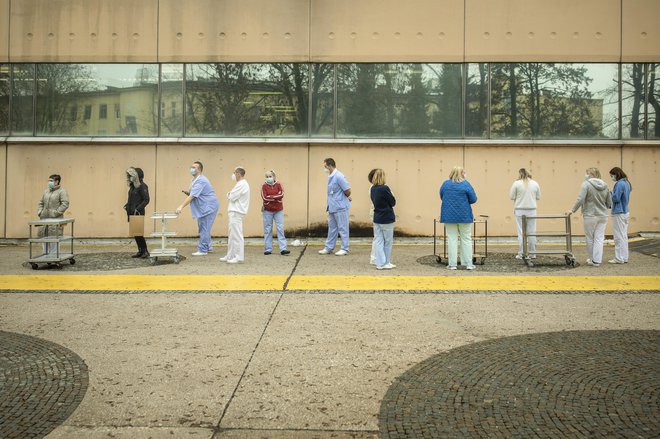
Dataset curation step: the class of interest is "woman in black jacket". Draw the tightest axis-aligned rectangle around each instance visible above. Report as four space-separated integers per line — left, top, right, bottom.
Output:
125 167 150 258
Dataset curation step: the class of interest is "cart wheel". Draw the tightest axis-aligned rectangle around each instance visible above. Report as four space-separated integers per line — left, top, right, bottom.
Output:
525 258 534 268
69 258 76 265
149 257 157 266
472 256 477 264
480 258 486 265
435 256 442 264
31 263 38 270
174 255 181 264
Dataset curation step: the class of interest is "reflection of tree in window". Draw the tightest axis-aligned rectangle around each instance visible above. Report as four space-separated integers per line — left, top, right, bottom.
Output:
0 64 9 134
620 64 644 138
491 63 604 138
649 63 660 138
69 106 77 121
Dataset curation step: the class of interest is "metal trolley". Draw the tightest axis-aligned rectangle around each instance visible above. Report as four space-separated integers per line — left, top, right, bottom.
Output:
434 215 489 265
521 213 576 267
149 212 181 265
27 218 76 269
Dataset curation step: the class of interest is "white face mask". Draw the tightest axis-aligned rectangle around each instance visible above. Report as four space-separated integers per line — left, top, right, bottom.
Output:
610 175 616 182
584 175 590 181
324 168 330 175
190 167 197 176
231 173 237 182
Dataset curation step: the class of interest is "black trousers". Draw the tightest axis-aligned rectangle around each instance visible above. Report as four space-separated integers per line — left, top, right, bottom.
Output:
134 236 147 251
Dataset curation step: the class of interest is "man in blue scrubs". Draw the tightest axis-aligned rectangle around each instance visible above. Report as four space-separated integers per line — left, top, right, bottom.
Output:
319 158 352 256
176 161 220 256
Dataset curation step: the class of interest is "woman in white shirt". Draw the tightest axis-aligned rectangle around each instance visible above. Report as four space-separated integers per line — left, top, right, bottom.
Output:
509 168 541 259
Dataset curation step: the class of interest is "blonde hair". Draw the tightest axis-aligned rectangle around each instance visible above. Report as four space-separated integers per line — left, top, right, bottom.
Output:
372 169 386 186
265 169 276 180
448 166 464 183
586 167 601 179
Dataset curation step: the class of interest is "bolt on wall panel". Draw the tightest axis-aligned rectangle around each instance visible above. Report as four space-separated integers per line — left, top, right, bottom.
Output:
465 0 621 62
622 0 660 62
310 0 464 62
159 0 310 62
9 0 158 62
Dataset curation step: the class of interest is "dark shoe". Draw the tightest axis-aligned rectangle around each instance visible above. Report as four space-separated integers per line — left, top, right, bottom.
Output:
140 250 150 258
131 251 142 258
280 250 291 255
264 251 272 255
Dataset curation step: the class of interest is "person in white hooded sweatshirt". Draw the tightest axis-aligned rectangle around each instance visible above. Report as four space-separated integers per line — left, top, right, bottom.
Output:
221 167 250 264
509 168 541 259
570 167 612 267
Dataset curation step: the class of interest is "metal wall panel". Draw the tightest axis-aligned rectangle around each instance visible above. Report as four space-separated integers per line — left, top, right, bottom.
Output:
622 0 660 62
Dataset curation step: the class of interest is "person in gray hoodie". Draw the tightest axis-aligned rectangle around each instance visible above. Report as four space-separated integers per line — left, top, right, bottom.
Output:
570 167 612 267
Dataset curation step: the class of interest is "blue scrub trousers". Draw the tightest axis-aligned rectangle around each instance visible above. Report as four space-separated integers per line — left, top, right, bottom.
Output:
197 211 217 253
325 209 350 252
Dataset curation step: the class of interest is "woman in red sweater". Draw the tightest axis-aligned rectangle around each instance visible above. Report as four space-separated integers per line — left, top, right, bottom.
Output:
261 170 290 255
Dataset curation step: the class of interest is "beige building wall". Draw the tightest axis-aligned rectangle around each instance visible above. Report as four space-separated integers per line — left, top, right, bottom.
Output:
5 143 157 238
0 0 8 62
622 0 660 62
623 146 659 231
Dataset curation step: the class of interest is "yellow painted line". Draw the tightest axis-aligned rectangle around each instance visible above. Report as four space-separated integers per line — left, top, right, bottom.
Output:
286 275 660 291
0 275 658 292
0 275 287 291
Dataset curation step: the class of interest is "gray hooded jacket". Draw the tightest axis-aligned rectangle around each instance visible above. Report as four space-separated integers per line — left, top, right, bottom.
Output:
571 178 612 217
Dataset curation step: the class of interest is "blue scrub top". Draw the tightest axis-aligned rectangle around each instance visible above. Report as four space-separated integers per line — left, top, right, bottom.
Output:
327 170 351 213
190 174 219 219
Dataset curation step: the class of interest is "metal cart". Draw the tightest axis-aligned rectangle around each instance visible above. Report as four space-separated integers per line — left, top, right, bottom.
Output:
27 218 76 269
149 212 181 265
434 215 489 265
521 213 575 267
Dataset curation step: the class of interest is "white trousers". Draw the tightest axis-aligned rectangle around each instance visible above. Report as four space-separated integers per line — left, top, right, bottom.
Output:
583 216 608 264
515 209 537 256
612 213 629 262
227 211 245 261
445 223 472 267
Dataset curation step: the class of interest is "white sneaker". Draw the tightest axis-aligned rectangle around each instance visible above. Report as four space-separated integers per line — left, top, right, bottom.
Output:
586 260 600 267
466 265 476 271
219 255 229 262
226 258 241 264
370 259 377 265
446 265 457 270
335 249 348 256
191 251 207 256
383 263 396 269
586 258 592 264
515 254 523 259
608 259 624 264
318 249 331 255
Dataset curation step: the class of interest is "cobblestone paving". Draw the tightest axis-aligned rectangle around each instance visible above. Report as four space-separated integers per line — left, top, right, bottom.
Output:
379 330 660 438
417 252 579 272
21 252 186 271
0 331 89 439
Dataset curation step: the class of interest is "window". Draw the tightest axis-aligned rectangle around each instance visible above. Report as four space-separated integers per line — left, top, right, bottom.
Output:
171 101 176 118
11 64 34 135
336 63 462 138
83 105 92 120
0 64 9 135
465 63 488 137
114 103 120 119
185 63 309 136
69 106 77 121
490 63 619 139
99 104 107 119
648 63 660 138
160 102 165 118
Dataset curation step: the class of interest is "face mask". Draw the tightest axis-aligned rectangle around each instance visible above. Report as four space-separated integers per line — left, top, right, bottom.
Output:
190 167 196 176
129 176 135 183
231 174 237 182
324 168 330 175
48 181 55 189
584 175 590 181
610 175 616 182
463 173 467 179
265 177 274 184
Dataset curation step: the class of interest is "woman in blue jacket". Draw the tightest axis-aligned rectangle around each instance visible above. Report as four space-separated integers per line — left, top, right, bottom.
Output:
370 169 397 270
608 167 632 264
440 166 478 270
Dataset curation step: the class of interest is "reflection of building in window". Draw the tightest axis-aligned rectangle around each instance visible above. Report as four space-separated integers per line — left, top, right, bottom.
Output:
160 102 165 118
125 116 138 134
83 105 92 120
69 106 77 121
99 104 107 119
171 102 176 118
114 103 120 119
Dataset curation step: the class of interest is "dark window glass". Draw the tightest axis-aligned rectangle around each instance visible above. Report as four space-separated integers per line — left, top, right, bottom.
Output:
491 63 618 139
69 105 77 121
336 63 461 138
11 64 35 135
36 64 157 136
465 63 488 137
621 63 646 138
0 64 8 135
114 103 120 119
160 64 183 136
310 64 334 136
648 63 660 139
185 63 309 136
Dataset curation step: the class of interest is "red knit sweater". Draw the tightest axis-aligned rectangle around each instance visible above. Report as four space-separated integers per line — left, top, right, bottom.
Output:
261 182 284 212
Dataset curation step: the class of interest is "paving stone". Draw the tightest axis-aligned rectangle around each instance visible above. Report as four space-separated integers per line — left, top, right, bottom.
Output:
0 331 88 439
379 330 660 438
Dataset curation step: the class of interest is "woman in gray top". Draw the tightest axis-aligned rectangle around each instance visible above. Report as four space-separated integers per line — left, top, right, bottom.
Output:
570 167 612 267
37 174 69 255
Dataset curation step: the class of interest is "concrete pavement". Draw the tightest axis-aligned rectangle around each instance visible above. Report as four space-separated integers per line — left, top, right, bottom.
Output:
0 240 658 438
